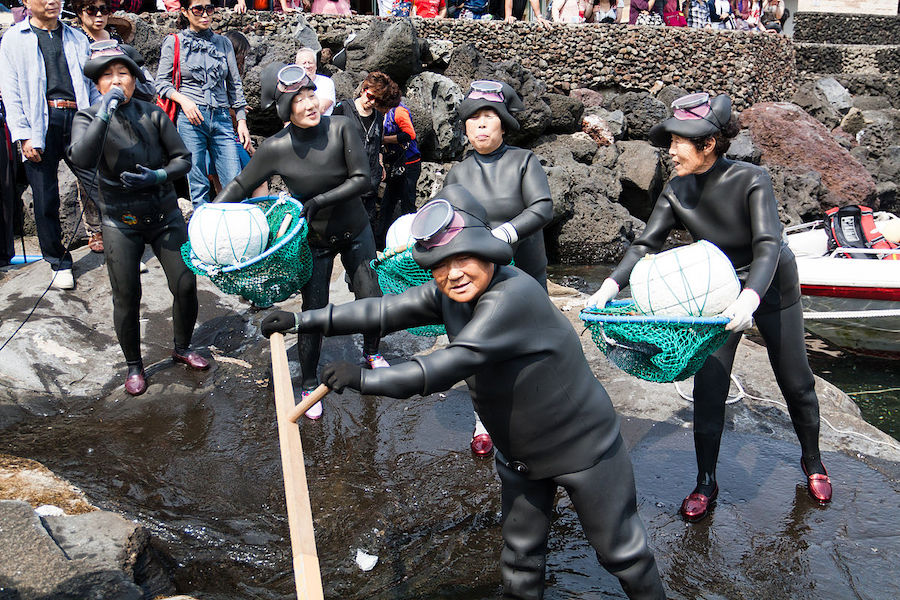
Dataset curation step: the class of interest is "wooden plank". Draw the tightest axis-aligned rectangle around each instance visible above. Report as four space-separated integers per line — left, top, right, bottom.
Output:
269 332 325 600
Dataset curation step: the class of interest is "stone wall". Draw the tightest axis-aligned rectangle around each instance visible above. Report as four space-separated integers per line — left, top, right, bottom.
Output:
793 12 900 44
131 13 797 110
306 15 796 108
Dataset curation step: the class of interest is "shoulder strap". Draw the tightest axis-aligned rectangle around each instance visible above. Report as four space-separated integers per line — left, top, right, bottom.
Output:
172 33 181 90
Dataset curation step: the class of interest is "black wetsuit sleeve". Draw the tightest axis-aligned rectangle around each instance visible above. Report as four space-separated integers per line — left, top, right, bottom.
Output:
743 170 782 297
154 109 192 181
311 120 371 209
507 153 553 239
609 187 677 289
67 109 109 169
214 142 277 203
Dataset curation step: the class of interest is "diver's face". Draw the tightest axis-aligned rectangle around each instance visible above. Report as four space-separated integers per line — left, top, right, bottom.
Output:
96 62 135 102
432 254 494 304
465 108 504 155
290 89 321 129
669 134 715 177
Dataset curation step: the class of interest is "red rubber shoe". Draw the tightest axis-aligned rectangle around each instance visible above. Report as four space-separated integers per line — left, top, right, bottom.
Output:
680 484 718 522
802 461 832 505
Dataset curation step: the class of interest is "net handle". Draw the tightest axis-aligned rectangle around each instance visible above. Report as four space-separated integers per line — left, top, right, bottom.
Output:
373 243 412 267
190 196 306 274
580 306 730 325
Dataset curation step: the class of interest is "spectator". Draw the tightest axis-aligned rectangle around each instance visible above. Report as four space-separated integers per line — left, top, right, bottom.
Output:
594 0 617 23
414 0 446 17
295 47 335 116
711 0 735 28
379 101 420 250
760 0 783 32
744 0 766 31
503 0 545 21
0 92 23 268
155 0 250 206
686 0 711 28
630 0 663 25
730 0 752 29
70 0 128 42
333 72 400 238
310 0 350 14
449 0 492 19
551 0 593 22
0 0 101 289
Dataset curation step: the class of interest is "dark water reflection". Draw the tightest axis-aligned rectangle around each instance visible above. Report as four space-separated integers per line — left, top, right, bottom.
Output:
1 270 899 598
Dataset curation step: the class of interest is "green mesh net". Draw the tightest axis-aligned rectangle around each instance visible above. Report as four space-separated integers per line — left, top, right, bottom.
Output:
581 301 731 383
371 246 446 338
182 196 312 306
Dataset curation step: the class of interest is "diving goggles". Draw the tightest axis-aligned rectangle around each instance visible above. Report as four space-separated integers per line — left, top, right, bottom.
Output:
467 80 504 103
672 92 719 120
276 64 315 94
410 198 487 249
89 39 126 59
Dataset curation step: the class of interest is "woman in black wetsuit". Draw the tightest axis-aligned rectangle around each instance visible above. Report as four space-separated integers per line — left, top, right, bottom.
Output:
443 80 554 455
586 93 832 521
67 41 209 397
444 80 553 291
214 64 387 420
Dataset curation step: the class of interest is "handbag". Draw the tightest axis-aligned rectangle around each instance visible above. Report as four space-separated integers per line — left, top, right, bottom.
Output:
155 34 180 122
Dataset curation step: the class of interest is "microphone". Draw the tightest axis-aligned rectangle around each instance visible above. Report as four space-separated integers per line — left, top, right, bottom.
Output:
108 98 119 113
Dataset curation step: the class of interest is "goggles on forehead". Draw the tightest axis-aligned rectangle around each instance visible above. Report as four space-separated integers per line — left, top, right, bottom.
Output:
276 65 311 93
411 199 491 249
89 39 124 59
468 80 504 103
671 92 713 120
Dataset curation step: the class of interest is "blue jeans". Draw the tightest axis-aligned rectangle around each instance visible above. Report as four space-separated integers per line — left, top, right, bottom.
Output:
176 107 241 206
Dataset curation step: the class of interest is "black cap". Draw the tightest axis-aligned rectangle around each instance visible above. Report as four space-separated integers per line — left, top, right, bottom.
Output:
83 43 147 84
648 94 732 147
457 80 524 133
260 62 317 122
411 184 513 270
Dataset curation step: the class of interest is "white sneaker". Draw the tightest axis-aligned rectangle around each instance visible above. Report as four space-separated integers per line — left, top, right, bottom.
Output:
302 389 323 420
365 354 390 369
50 268 75 290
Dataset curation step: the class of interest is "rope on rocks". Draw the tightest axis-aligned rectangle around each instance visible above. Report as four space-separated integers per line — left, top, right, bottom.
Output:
674 376 900 452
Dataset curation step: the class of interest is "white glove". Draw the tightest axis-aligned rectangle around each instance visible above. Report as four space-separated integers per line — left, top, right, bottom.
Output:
585 278 620 309
491 222 519 244
721 289 761 332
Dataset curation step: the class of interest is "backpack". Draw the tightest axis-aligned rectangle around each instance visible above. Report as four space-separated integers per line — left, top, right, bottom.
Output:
824 205 899 260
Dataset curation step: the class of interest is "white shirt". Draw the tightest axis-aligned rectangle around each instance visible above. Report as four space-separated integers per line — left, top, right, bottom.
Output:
314 74 336 117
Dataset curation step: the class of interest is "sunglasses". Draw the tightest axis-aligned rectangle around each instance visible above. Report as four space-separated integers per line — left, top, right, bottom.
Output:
671 92 712 120
84 4 111 15
277 64 311 93
187 4 215 15
468 80 504 103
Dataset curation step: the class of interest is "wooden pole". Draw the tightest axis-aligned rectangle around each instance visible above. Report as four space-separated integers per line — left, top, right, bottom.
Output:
269 332 326 600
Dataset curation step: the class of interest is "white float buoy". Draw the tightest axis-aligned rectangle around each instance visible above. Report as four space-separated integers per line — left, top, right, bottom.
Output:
629 240 740 317
188 203 270 266
385 213 416 252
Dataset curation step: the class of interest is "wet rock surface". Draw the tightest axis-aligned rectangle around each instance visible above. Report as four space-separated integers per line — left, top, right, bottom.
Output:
1 250 899 599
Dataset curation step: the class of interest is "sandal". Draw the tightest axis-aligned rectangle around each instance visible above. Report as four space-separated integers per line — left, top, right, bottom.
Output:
88 232 104 253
